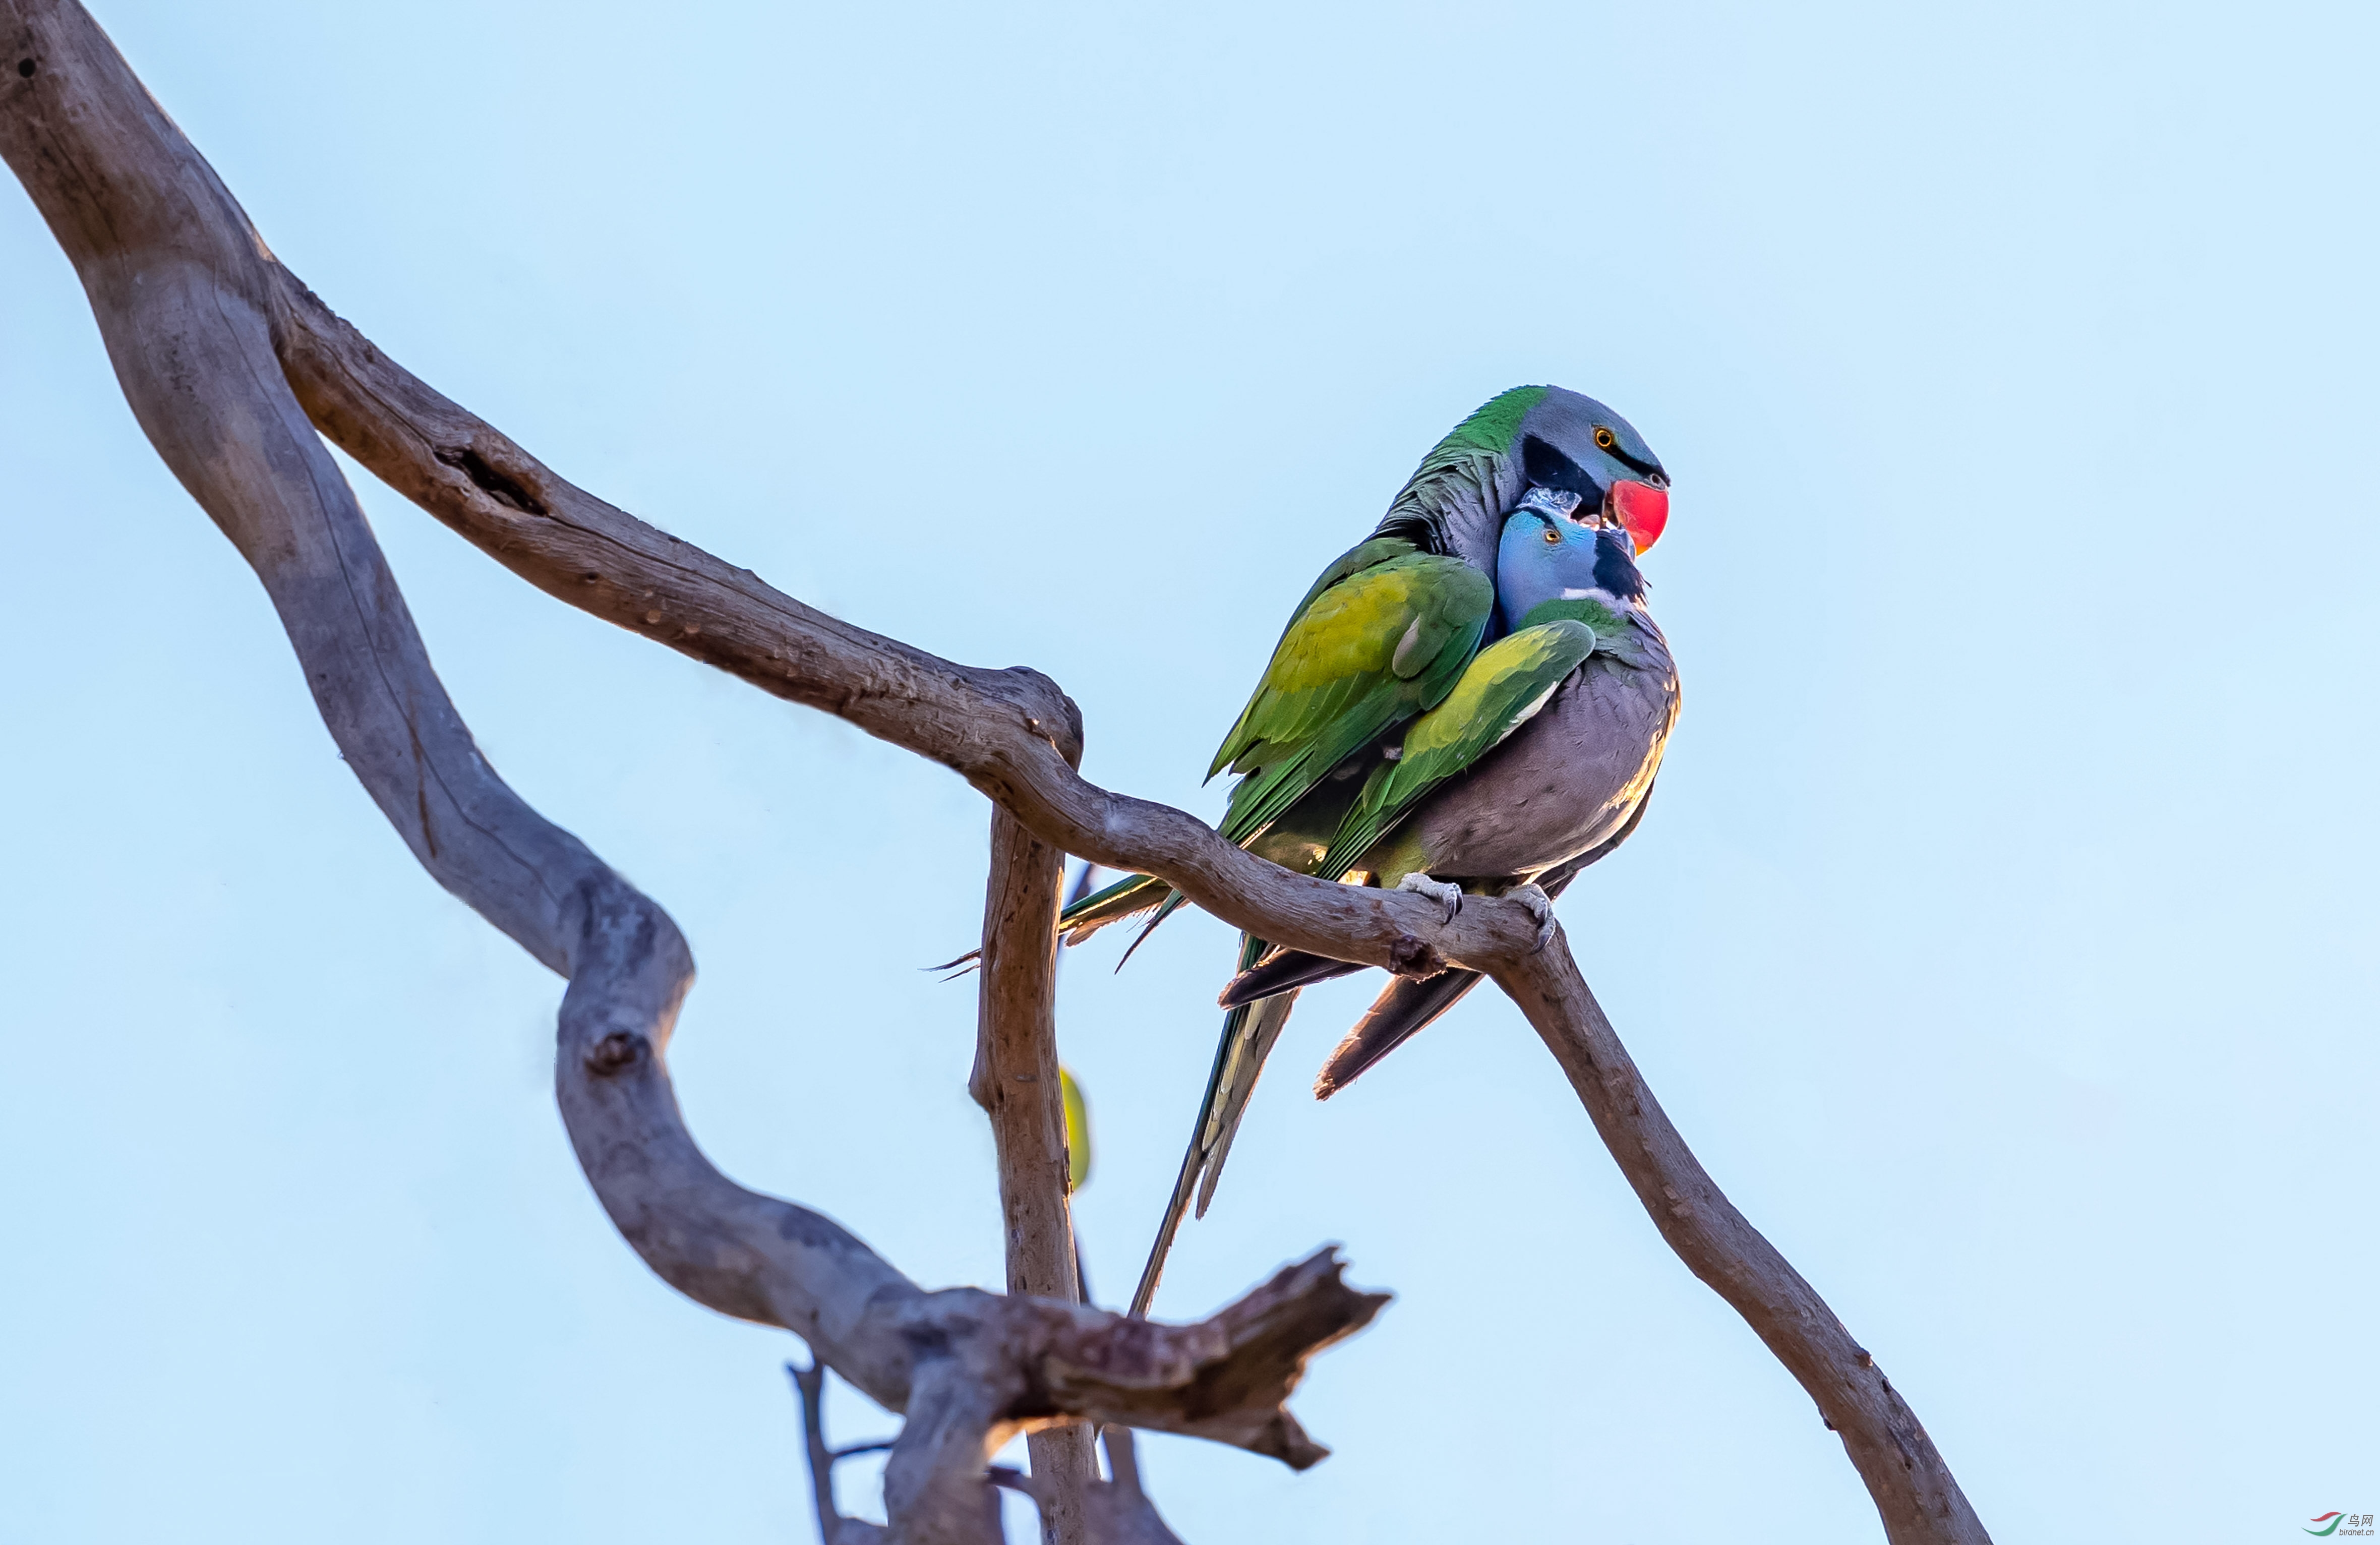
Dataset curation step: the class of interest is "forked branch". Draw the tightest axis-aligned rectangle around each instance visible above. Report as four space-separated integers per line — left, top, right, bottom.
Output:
0 2 1988 1539
0 6 1381 1540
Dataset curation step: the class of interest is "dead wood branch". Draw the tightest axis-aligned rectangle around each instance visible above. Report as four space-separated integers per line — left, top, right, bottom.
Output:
990 1429 1187 1545
790 1359 891 1545
0 1 1989 1539
972 809 1096 1540
795 1331 1211 1545
0 5 1382 1540
1491 943 1989 1538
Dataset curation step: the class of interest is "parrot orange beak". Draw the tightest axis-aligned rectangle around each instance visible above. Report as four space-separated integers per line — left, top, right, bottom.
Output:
1610 480 1668 555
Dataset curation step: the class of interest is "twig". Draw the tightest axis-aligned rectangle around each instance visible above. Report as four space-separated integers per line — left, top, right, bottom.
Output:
788 1359 889 1545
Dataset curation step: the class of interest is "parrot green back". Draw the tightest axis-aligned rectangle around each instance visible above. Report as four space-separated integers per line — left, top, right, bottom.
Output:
1278 537 1424 628
1208 551 1493 846
1374 385 1546 540
1313 619 1600 882
1441 385 1548 455
1056 545 1494 942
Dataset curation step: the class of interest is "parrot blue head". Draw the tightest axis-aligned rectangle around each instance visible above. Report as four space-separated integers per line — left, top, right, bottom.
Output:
1494 486 1648 633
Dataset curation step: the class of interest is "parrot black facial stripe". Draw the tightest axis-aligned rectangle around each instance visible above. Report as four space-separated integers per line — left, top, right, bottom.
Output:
1591 527 1647 600
1521 435 1599 499
1532 428 1663 484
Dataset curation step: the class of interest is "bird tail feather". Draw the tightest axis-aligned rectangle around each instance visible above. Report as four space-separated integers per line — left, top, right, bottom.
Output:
930 868 1174 975
1129 933 1298 1316
1057 871 1174 944
1193 991 1296 1219
1312 969 1484 1098
1302 835 1625 1093
1112 889 1191 970
1218 947 1365 1006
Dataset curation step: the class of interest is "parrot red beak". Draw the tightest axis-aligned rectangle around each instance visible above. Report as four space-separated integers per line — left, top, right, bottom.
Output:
1610 480 1668 555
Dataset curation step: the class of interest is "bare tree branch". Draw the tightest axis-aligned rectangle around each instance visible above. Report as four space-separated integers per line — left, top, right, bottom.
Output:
1491 944 1989 1540
265 212 1993 1540
801 1356 1183 1545
972 809 1096 1541
990 1431 1186 1545
789 1359 890 1545
1089 1426 1183 1545
0 6 1382 1540
0 2 1990 1539
261 269 1552 983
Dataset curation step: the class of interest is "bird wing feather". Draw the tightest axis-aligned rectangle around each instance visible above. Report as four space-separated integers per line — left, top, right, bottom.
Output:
1059 547 1491 949
1312 619 1601 882
1210 551 1489 777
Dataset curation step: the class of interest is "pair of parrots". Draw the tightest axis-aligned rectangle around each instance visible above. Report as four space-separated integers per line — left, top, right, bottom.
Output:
1060 385 1680 1315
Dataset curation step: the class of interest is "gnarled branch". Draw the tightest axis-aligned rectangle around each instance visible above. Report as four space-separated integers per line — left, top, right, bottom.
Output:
0 2 1989 1539
0 5 1382 1540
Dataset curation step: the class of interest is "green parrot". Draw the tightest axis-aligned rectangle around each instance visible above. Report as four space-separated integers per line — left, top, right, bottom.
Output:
1061 385 1678 1315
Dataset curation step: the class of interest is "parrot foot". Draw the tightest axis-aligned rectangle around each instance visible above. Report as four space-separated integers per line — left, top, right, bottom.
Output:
1396 872 1465 923
1507 882 1557 952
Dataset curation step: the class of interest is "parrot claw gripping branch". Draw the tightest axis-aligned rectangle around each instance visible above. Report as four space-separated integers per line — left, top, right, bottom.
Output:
0 3 1988 1542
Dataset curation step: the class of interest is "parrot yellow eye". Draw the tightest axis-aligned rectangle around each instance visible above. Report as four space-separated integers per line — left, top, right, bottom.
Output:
1594 426 1618 451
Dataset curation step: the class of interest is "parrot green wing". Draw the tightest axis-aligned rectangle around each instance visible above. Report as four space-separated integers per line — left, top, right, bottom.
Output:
1515 594 1664 670
1274 536 1426 632
1312 618 1602 882
1051 543 1492 947
1208 549 1494 846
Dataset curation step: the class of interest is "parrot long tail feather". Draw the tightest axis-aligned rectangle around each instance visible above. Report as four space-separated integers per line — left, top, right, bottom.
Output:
1128 1156 1198 1319
1129 933 1294 1317
1193 991 1296 1218
1312 969 1485 1098
1218 947 1366 1006
926 868 1170 975
1112 890 1189 970
1296 843 1614 1090
1055 870 1175 946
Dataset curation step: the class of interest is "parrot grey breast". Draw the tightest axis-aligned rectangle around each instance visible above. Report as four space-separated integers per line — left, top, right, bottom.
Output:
1383 616 1680 885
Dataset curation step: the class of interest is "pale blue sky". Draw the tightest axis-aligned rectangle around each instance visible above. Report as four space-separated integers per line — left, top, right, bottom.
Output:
3 2 2374 1540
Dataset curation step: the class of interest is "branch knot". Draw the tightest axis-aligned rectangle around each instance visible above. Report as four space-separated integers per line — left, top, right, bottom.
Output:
583 1030 647 1076
1387 933 1444 979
